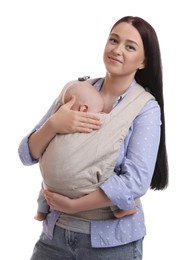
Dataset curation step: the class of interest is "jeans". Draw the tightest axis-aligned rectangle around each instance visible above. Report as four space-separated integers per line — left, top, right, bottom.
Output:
30 225 143 260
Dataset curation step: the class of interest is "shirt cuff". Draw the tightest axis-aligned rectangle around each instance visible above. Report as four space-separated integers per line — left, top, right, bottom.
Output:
100 174 135 210
18 134 38 165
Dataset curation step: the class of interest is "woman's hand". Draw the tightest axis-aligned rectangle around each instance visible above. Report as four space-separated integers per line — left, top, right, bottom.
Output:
43 190 77 214
50 96 102 134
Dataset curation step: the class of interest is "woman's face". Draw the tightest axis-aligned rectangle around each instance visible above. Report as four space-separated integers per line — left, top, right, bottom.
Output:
103 22 145 78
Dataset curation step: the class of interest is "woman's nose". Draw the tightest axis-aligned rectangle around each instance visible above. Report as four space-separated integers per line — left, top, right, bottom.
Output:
112 44 123 55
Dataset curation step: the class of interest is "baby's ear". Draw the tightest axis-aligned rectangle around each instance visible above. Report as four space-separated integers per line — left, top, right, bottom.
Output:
80 104 88 112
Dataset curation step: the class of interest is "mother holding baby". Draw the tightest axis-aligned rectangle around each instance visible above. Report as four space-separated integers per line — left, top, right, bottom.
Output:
18 16 168 260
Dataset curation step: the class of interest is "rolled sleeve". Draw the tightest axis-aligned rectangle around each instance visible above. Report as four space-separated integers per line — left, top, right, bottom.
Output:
101 174 134 209
18 134 38 165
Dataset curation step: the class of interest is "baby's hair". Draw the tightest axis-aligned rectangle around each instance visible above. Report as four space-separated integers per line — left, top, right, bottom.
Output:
64 81 104 113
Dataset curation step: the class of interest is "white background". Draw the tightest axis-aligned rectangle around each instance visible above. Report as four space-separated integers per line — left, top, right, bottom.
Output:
1 0 193 259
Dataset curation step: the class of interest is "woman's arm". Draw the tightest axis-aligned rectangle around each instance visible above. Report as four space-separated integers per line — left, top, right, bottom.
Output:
43 189 112 214
44 189 137 217
29 97 102 159
100 100 161 210
18 96 101 164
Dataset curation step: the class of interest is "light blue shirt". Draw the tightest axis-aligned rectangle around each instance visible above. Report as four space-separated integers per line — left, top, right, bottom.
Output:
18 78 161 248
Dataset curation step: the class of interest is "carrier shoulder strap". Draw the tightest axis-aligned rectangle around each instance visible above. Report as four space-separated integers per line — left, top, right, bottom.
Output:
52 78 154 120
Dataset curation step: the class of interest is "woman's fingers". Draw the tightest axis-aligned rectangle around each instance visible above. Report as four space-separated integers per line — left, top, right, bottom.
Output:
52 98 102 134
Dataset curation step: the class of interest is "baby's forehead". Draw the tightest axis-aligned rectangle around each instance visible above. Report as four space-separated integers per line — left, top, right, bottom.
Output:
63 81 91 100
67 82 91 92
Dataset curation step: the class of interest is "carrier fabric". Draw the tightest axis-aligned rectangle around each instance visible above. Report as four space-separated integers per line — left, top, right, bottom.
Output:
39 79 154 199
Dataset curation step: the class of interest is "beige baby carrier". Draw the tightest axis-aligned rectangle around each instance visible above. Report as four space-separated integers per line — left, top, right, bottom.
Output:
40 78 154 199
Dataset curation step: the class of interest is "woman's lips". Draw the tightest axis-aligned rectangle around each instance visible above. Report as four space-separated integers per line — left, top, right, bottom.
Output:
108 56 123 64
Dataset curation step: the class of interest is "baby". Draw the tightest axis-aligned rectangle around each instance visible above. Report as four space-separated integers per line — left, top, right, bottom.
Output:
35 80 137 221
35 81 104 220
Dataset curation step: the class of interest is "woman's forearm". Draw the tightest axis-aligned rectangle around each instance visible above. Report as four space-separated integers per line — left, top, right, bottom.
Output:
73 189 113 212
29 118 56 159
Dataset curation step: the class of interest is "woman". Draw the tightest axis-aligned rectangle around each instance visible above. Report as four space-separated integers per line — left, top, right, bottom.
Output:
18 16 168 260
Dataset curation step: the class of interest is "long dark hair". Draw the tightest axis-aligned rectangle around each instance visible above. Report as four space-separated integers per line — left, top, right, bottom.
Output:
111 16 169 190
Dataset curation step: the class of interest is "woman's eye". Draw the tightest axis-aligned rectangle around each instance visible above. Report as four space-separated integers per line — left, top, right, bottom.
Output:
109 38 118 45
126 45 136 51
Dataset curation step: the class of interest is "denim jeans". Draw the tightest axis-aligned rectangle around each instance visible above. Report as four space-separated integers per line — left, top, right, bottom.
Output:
30 225 143 260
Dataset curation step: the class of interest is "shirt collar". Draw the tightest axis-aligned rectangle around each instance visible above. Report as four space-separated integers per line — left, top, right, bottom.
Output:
94 78 137 106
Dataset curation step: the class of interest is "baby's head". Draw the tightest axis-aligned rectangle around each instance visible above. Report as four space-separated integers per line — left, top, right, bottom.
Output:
64 81 104 113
